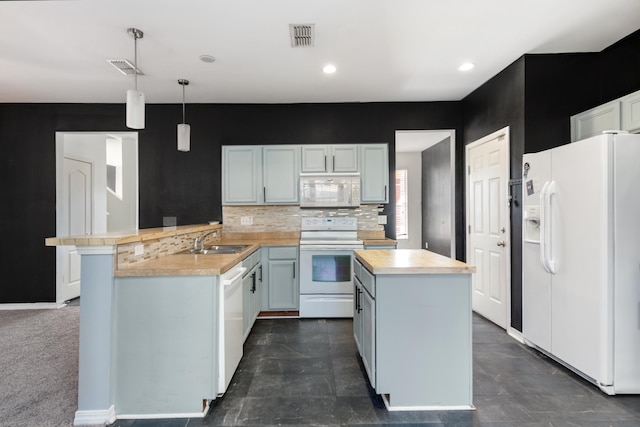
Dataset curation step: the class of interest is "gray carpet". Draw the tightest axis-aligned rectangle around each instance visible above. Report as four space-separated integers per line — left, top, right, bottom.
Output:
0 306 79 427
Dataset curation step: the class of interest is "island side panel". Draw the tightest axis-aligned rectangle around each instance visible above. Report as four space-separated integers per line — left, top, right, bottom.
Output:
114 275 218 416
376 273 472 408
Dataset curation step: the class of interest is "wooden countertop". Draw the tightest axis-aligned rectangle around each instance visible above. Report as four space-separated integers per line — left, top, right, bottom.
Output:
45 223 222 246
116 238 299 277
354 249 476 275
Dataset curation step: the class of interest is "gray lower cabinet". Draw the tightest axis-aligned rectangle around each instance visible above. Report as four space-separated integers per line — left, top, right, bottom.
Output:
266 246 299 310
354 273 376 388
114 275 218 416
353 258 472 409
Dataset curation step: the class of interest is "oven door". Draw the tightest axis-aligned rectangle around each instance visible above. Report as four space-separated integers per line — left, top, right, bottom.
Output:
299 247 354 294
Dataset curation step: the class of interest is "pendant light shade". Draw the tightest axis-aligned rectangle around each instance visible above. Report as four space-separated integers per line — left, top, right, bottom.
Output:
177 123 190 152
177 79 190 152
126 28 145 129
126 89 145 129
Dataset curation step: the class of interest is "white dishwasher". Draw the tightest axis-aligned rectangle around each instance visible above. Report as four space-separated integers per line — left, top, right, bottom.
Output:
218 263 246 394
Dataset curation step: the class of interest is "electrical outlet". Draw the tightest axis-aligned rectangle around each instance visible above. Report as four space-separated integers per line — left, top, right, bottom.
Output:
134 244 144 256
240 216 253 226
378 215 387 225
163 216 177 227
425 242 429 249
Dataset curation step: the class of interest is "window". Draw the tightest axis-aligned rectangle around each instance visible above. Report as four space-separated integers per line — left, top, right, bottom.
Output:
395 169 408 239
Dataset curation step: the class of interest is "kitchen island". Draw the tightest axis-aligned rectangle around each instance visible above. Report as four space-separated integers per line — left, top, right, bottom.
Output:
353 249 476 411
45 224 299 426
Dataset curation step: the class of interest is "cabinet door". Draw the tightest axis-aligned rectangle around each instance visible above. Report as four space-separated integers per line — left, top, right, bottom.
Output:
621 90 640 133
353 280 363 354
263 146 300 204
360 144 389 203
361 287 376 388
570 101 621 142
301 145 329 173
242 272 253 341
331 145 359 172
268 259 298 310
222 146 262 205
250 264 262 324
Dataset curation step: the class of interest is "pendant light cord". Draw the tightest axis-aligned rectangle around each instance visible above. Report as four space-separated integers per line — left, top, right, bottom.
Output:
182 84 186 124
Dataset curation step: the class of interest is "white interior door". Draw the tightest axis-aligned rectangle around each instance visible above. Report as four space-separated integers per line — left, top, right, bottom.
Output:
59 157 93 302
466 129 509 329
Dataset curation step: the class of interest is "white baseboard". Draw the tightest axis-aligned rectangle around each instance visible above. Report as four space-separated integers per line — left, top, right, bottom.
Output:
508 327 525 343
74 405 116 426
382 394 475 411
0 303 61 310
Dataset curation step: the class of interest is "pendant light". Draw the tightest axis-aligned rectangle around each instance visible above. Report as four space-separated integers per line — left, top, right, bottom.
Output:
126 28 145 129
177 79 190 152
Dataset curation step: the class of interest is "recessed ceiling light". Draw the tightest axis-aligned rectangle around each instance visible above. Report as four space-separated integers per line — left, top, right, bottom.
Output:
199 55 216 63
323 64 337 74
458 62 475 71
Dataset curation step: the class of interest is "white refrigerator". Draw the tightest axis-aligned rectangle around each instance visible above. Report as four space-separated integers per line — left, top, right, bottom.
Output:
522 131 640 395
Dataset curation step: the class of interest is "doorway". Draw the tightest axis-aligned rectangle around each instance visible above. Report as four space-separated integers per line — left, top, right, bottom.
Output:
395 130 456 257
55 132 139 304
465 127 510 329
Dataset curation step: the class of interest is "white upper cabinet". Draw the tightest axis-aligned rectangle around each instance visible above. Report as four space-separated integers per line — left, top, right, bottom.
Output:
222 146 262 205
570 88 640 141
571 100 621 142
360 144 389 203
301 145 359 173
263 145 300 204
621 90 640 133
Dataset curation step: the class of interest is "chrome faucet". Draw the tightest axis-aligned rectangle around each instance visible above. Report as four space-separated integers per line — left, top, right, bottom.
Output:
194 231 217 251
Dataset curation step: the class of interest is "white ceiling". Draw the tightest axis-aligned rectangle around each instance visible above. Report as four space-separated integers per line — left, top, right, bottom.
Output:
1 0 639 104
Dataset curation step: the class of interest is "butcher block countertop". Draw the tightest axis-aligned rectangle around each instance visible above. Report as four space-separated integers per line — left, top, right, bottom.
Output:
115 245 258 277
116 238 299 277
354 249 476 275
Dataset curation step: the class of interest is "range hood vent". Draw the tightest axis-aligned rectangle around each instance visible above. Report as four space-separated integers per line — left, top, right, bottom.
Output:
107 59 144 76
290 24 314 47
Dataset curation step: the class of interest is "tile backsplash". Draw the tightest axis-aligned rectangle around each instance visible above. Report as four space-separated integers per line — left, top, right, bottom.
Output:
222 205 384 232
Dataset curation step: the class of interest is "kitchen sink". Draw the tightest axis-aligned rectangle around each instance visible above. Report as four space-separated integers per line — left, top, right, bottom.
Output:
182 245 251 255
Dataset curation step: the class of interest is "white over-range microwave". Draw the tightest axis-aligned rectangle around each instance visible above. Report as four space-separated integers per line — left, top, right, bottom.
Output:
299 173 361 208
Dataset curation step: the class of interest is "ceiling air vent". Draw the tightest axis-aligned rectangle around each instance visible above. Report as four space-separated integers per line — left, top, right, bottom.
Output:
107 59 144 76
290 24 314 47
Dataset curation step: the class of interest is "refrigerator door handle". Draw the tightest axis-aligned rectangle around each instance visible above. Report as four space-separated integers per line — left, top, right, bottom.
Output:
539 181 552 273
544 181 557 274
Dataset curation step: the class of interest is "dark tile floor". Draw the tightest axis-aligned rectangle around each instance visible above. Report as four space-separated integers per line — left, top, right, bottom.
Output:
110 315 640 426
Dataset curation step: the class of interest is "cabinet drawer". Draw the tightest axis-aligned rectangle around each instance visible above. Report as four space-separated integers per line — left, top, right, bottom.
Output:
243 249 261 270
269 247 297 259
353 258 362 280
360 264 375 297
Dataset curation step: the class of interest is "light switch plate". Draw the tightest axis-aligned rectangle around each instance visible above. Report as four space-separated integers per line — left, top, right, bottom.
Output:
378 215 387 225
134 244 144 256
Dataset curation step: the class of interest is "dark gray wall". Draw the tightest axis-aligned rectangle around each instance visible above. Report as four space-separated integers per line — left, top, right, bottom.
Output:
421 137 451 257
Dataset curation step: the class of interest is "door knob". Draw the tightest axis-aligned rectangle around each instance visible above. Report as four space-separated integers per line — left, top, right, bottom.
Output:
497 241 506 247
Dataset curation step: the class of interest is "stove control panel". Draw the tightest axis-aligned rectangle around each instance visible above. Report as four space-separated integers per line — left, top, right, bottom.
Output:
301 217 358 231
